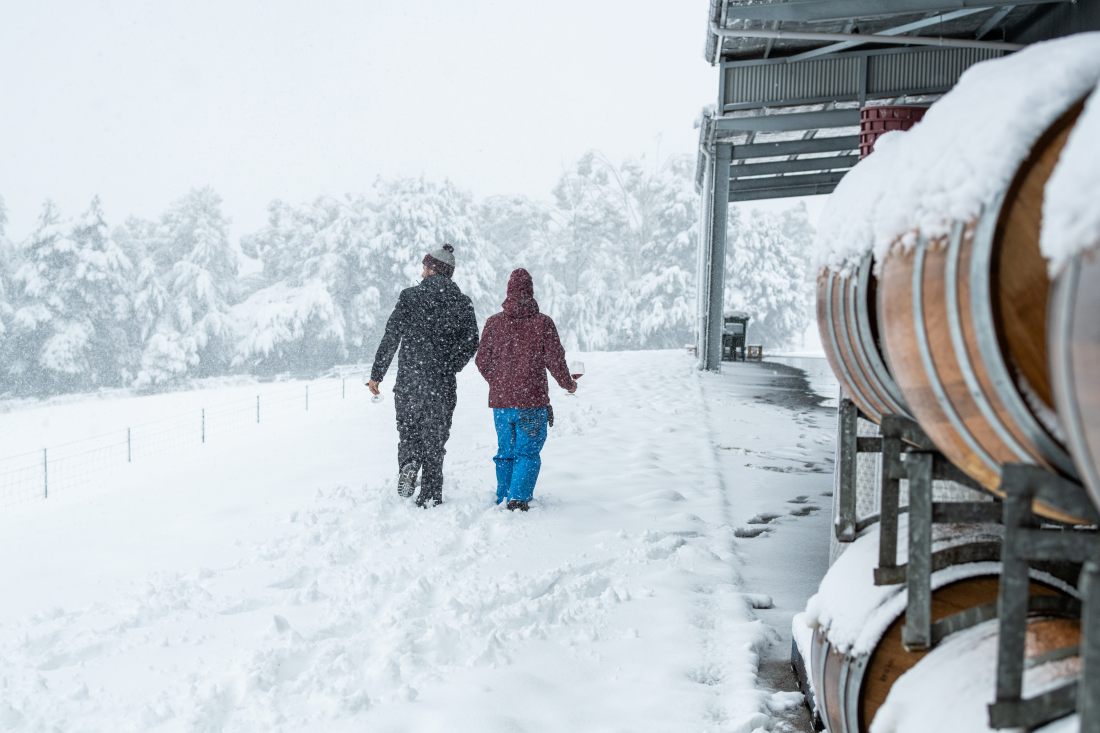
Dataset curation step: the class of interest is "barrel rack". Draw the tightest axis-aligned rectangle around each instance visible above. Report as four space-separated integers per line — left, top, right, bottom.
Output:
801 394 1100 732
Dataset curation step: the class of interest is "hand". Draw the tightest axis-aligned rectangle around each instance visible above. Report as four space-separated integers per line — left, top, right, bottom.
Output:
367 379 381 395
568 380 578 394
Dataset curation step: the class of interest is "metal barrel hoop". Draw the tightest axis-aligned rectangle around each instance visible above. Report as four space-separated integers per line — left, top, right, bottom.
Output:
827 272 875 420
970 191 1080 480
912 231 1001 476
837 270 890 418
854 253 912 417
945 217 1033 462
1052 255 1100 508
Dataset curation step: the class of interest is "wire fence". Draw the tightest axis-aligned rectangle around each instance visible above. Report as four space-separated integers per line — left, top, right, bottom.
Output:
0 372 371 511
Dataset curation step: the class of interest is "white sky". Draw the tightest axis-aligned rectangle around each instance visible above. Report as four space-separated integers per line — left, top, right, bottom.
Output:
0 1 827 243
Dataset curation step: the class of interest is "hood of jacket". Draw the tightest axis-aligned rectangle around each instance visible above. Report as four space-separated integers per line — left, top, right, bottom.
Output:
502 268 539 319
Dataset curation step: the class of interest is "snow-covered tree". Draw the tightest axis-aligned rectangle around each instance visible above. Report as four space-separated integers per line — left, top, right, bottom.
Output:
119 188 239 388
491 151 698 352
235 195 371 374
369 176 498 324
10 198 133 394
724 203 814 350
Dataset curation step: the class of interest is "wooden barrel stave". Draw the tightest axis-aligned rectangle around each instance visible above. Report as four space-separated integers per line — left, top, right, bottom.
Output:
810 575 1068 733
1050 250 1100 511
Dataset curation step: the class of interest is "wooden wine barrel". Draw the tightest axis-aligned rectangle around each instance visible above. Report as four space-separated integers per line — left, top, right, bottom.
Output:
804 520 1077 733
810 573 1067 733
1050 247 1100 511
867 614 1080 733
878 100 1086 524
817 252 911 424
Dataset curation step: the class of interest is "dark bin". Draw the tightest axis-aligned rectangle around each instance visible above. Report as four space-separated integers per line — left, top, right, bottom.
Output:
722 313 750 362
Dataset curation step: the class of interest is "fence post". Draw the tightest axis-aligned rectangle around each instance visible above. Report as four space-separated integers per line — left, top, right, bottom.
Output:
43 448 47 498
306 385 309 411
257 395 260 424
202 409 205 443
128 428 131 463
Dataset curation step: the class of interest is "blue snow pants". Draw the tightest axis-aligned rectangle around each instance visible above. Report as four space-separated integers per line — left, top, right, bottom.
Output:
493 408 548 504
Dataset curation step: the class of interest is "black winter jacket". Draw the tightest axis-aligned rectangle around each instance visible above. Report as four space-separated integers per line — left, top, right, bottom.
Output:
370 275 480 397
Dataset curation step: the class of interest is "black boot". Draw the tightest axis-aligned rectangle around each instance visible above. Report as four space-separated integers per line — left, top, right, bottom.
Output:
397 462 420 498
416 494 442 509
506 500 529 512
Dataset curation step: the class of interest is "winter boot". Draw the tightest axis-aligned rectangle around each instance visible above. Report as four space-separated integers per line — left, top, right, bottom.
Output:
397 462 420 498
506 500 529 512
416 493 442 509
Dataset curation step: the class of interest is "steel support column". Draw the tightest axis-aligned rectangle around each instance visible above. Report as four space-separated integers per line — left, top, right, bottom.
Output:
704 143 732 372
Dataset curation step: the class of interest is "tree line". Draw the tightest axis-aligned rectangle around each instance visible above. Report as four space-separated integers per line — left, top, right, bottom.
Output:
0 152 813 398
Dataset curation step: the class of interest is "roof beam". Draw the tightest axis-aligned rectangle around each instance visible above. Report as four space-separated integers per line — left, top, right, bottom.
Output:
975 5 1013 38
730 154 859 178
788 7 988 61
732 135 860 158
730 179 847 201
719 0 1068 24
729 171 849 192
710 23 1024 52
715 109 860 132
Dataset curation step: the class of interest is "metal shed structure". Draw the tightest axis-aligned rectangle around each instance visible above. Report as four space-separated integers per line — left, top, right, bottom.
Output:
695 0 1100 371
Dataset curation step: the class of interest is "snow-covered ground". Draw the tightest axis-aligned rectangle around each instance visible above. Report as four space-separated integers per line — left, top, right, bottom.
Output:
0 350 837 732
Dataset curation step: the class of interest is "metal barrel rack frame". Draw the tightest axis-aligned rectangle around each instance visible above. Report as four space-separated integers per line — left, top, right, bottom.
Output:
806 396 1100 732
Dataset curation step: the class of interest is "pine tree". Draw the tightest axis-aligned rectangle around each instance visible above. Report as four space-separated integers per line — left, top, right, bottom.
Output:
369 176 498 327
724 203 814 350
11 198 133 394
234 195 368 374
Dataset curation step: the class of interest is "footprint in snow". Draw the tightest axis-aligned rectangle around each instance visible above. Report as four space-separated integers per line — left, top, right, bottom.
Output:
746 513 781 525
787 495 810 504
734 526 770 539
789 505 820 517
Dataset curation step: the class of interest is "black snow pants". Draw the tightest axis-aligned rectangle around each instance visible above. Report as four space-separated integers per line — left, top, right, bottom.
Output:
395 390 457 503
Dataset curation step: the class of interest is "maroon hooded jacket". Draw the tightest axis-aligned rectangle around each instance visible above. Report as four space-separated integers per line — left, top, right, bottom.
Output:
476 269 574 409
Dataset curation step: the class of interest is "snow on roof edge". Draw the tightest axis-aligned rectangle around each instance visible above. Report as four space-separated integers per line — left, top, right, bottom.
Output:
812 32 1100 275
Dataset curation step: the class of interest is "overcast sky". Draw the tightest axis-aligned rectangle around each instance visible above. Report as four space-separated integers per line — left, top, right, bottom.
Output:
0 0 755 242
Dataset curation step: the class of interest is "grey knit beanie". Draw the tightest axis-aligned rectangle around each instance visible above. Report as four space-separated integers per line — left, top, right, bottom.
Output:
423 243 455 278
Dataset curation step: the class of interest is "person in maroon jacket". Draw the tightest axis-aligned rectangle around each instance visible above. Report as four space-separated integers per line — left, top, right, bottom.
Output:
475 269 577 511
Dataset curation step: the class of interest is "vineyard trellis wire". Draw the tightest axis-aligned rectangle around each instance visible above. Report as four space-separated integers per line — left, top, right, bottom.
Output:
0 371 371 511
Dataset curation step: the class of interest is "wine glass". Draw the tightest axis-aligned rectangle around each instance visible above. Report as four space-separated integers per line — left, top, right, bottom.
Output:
568 361 584 395
364 373 384 403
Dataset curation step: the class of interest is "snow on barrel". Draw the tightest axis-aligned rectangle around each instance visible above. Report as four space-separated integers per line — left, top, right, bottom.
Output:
800 521 1073 733
813 33 1100 523
1043 78 1100 514
868 615 1080 733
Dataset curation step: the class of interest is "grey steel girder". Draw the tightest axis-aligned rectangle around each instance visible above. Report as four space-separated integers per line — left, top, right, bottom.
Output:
714 109 860 132
732 135 859 158
720 0 1070 24
730 154 859 178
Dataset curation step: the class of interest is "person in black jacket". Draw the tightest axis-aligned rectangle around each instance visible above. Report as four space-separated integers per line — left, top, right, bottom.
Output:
367 244 479 507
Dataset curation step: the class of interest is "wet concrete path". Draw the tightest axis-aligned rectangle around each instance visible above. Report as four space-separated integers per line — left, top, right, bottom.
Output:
700 357 838 732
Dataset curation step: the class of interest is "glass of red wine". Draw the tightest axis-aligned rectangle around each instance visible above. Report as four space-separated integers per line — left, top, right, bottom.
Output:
568 361 584 395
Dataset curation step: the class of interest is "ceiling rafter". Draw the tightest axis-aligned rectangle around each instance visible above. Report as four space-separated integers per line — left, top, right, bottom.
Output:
787 6 990 61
